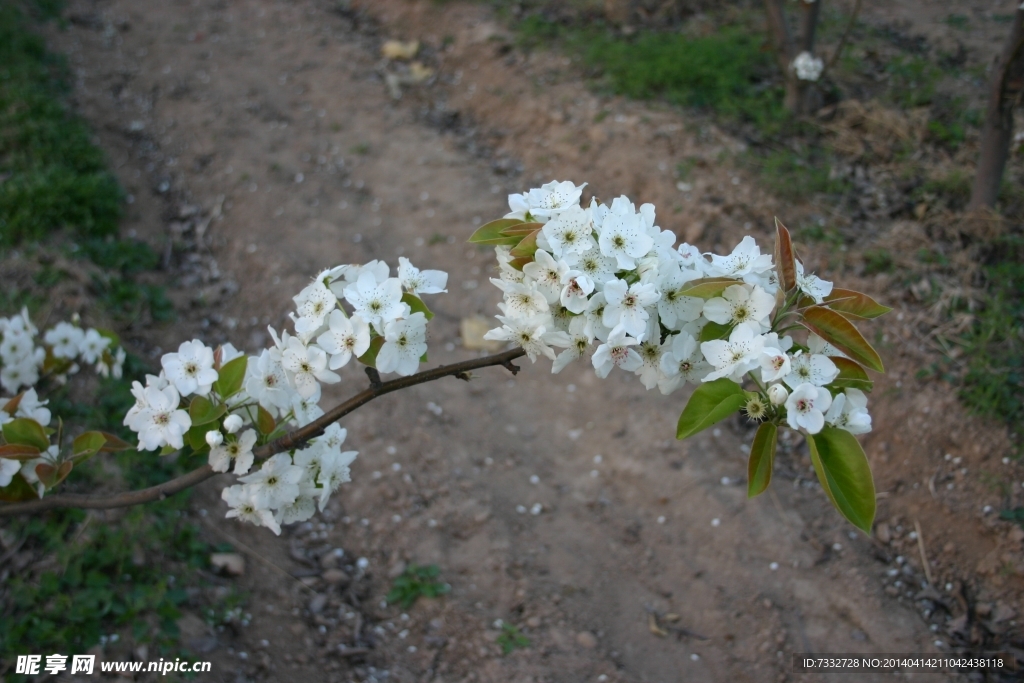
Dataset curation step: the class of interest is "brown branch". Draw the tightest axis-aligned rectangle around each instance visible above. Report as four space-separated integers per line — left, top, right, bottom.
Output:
824 0 863 72
0 347 527 516
763 0 794 72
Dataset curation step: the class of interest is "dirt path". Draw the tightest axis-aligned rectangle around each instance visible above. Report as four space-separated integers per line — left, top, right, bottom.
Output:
40 0 1021 680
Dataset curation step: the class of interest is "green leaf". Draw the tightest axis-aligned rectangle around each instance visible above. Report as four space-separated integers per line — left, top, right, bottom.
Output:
186 424 210 452
0 443 41 461
468 219 525 246
97 432 133 452
357 336 385 368
189 396 226 427
830 357 874 392
824 289 892 319
509 229 542 259
2 418 50 451
774 217 797 293
678 277 743 299
808 427 876 532
507 256 532 271
402 293 435 321
800 306 884 373
500 221 543 237
71 431 107 464
0 474 38 502
35 461 73 489
747 422 777 498
159 445 178 456
676 378 747 439
215 355 248 398
698 321 732 342
256 406 277 436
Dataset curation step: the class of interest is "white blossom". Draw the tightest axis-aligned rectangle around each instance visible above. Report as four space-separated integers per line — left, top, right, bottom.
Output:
398 257 448 295
78 329 111 365
239 453 303 509
245 350 292 414
795 261 833 304
825 389 872 434
317 310 371 370
767 383 789 406
377 312 428 376
598 207 653 270
602 279 659 339
135 385 192 451
703 284 775 330
223 485 281 535
162 340 219 397
700 323 766 383
785 383 832 434
44 322 84 359
541 205 595 258
705 236 774 283
343 271 408 333
280 336 339 398
783 352 839 389
658 332 711 394
484 314 567 362
792 51 823 82
209 429 258 475
559 271 596 314
592 327 642 378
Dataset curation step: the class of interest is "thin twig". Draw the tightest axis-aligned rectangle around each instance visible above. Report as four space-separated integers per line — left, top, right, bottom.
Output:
824 0 863 73
0 347 527 516
914 520 934 586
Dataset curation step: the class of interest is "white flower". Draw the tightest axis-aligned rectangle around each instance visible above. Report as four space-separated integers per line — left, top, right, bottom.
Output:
318 448 358 510
0 458 21 488
277 483 319 525
598 209 653 270
522 180 587 221
785 383 832 434
767 384 789 406
602 279 659 340
783 352 838 389
676 243 706 274
291 386 324 426
700 322 766 383
703 284 775 330
123 374 166 431
239 453 303 509
343 271 408 333
792 51 824 82
591 327 642 378
634 321 666 390
559 271 595 314
825 389 872 434
567 250 618 289
0 357 39 394
490 279 550 320
223 414 243 433
219 342 245 365
281 337 340 398
705 236 774 282
808 332 845 358
44 322 84 359
206 430 224 448
223 485 281 535
484 314 567 362
317 310 371 370
291 280 336 339
658 332 712 394
15 388 50 426
162 340 219 397
523 250 570 304
398 257 448 295
377 312 428 376
657 266 704 329
209 429 258 475
760 347 791 383
551 317 592 374
78 329 111 364
541 205 595 258
135 385 192 451
245 350 292 414
795 261 833 304
0 329 34 364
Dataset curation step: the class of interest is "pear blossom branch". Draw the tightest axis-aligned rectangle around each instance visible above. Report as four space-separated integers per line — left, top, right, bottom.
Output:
0 347 526 516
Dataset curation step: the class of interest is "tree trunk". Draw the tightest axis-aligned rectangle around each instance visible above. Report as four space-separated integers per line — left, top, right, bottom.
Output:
969 8 1024 211
765 0 822 116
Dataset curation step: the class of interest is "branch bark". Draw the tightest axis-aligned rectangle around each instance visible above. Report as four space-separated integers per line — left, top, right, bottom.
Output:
0 347 527 516
824 0 863 72
969 7 1024 211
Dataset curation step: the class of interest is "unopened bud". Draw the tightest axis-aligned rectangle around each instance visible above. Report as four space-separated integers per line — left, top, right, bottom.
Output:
206 430 224 448
767 384 789 406
223 414 243 434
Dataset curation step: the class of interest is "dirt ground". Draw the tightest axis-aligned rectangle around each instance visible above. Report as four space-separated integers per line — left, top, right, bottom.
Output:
32 0 1024 681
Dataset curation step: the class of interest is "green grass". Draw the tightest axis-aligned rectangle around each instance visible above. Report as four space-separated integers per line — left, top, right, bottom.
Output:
884 55 941 108
0 2 122 246
386 563 450 609
749 148 850 201
496 622 531 655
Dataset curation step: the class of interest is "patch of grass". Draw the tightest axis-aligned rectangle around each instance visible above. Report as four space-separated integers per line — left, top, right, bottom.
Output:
0 2 122 246
884 55 941 108
386 564 450 609
944 13 970 30
496 623 531 655
862 248 894 275
749 148 849 201
913 169 972 211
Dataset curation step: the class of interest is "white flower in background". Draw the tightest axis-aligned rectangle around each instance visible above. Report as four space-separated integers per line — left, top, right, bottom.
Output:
0 329 33 363
97 346 127 380
634 320 666 390
551 317 592 374
703 284 775 330
484 314 567 362
44 322 84 359
583 292 613 342
825 389 872 434
291 280 336 339
245 350 291 414
291 387 324 426
318 448 358 510
792 51 824 82
523 250 570 304
280 336 339 398
223 485 281 535
15 388 51 426
318 310 371 370
162 340 219 397
701 322 766 383
343 271 408 333
0 458 21 488
524 180 587 221
294 442 326 483
657 266 704 329
78 328 111 364
795 261 833 304
676 243 706 273
808 332 845 358
783 352 839 389
377 312 428 376
785 383 832 434
767 383 789 406
559 271 595 314
209 429 258 475
491 279 550 320
135 385 192 451
239 453 303 509
277 483 319 525
0 358 39 394
602 279 659 339
598 209 654 270
542 205 595 258
592 327 642 378
705 236 774 283
658 332 711 394
398 257 448 295
219 342 245 365
567 249 618 290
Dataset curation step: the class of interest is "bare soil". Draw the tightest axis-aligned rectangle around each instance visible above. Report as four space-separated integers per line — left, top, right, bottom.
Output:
32 0 1024 681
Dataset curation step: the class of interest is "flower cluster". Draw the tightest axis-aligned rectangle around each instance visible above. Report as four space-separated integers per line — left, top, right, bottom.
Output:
792 51 824 82
119 259 446 533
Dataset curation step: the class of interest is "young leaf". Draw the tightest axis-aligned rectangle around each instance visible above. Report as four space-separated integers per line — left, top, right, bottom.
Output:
509 229 542 259
698 321 732 342
747 422 778 498
2 418 50 451
800 306 884 373
189 396 226 427
72 431 108 464
97 432 133 453
676 378 747 439
824 289 892 319
830 357 874 392
215 355 248 398
2 392 25 416
0 443 41 461
808 427 876 533
256 405 277 436
774 217 797 293
357 336 385 368
186 424 209 452
0 474 38 502
402 293 435 321
500 221 543 237
678 277 743 299
468 218 524 246
508 256 532 272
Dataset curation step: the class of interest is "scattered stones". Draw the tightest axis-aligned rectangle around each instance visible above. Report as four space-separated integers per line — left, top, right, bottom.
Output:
576 631 598 649
209 553 245 576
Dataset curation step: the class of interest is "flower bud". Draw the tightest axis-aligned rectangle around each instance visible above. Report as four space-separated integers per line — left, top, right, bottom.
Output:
768 384 789 406
205 430 224 448
223 414 243 433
